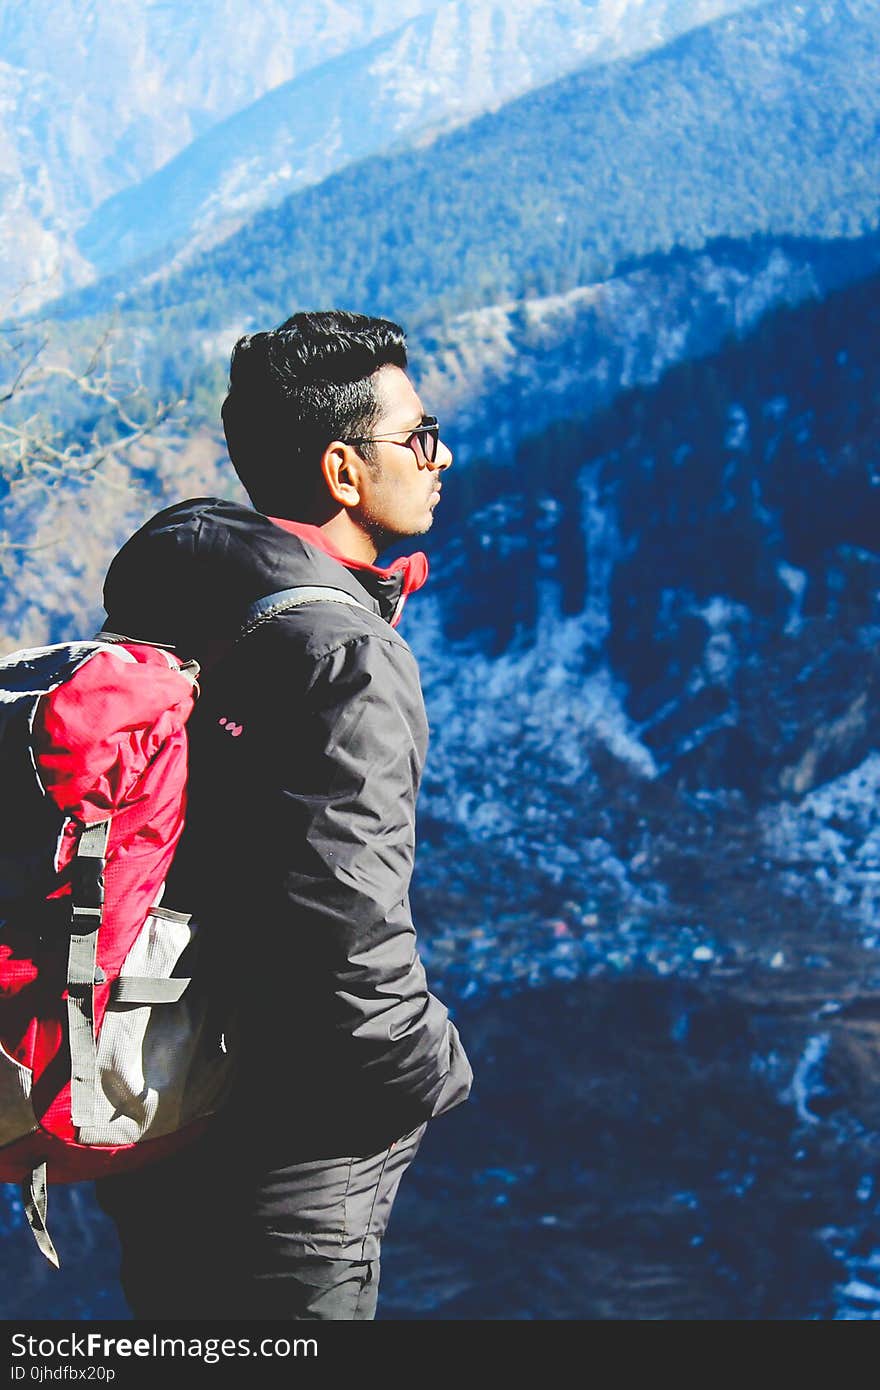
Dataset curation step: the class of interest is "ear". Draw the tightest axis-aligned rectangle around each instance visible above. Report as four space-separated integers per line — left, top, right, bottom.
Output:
320 441 366 508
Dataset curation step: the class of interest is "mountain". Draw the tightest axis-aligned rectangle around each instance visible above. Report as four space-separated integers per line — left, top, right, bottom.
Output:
56 0 879 406
0 58 95 313
416 232 880 467
413 269 880 867
76 0 758 279
0 0 440 307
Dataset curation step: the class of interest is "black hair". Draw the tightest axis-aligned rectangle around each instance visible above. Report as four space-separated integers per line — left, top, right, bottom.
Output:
220 309 408 517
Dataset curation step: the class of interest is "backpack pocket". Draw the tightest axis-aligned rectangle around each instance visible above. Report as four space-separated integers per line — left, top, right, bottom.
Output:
77 906 236 1147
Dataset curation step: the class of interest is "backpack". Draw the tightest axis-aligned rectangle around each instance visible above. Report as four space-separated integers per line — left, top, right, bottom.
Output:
0 584 363 1266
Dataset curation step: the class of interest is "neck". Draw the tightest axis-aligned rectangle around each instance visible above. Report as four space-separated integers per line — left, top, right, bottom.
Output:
310 512 380 564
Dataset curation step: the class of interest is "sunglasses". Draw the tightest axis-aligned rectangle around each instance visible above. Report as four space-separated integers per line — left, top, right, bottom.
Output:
344 416 440 464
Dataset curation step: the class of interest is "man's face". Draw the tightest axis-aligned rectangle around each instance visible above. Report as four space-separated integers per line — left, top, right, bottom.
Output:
353 364 452 549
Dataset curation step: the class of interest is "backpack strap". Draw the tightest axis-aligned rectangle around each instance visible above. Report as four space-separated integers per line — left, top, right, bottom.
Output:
22 1161 59 1269
66 819 111 1132
237 585 366 641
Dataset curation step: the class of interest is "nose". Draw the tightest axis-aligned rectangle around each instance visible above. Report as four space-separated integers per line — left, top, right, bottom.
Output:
432 438 453 472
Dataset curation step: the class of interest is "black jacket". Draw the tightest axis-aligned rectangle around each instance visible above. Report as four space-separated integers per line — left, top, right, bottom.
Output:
103 498 472 1156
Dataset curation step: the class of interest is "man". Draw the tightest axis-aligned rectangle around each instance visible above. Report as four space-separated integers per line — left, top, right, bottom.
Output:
94 310 473 1321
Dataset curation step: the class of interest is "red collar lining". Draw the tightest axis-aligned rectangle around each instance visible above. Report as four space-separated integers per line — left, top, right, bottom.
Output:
269 518 429 621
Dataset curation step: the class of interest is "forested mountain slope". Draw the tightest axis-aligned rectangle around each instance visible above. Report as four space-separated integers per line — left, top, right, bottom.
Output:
50 0 878 418
77 0 755 278
0 0 440 305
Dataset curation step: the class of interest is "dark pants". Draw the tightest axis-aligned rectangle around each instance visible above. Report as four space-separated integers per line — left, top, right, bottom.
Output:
95 1122 427 1321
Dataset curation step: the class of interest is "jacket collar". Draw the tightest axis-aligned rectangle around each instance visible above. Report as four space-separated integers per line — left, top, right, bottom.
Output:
269 518 428 628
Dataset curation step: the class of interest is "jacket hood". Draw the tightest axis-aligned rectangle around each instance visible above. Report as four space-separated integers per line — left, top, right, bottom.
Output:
102 498 428 658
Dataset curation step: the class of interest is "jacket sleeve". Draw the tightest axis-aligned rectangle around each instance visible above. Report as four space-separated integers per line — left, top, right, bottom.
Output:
266 630 472 1137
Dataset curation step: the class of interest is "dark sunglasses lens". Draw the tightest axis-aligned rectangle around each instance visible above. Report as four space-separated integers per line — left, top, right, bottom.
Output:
422 424 438 462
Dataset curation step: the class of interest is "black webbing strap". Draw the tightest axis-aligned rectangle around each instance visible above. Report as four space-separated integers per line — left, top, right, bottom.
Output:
22 1161 60 1268
66 820 110 1132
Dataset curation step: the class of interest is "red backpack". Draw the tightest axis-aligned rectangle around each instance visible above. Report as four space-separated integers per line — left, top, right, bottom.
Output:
0 636 237 1265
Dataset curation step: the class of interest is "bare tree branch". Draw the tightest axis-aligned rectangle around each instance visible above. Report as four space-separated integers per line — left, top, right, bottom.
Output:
0 316 184 532
0 336 51 405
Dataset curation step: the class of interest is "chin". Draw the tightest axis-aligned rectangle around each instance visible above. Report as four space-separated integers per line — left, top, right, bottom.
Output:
397 515 434 538
371 518 432 552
